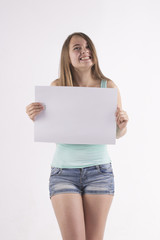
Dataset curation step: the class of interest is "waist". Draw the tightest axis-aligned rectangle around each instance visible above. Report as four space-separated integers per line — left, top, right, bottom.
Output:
51 144 111 168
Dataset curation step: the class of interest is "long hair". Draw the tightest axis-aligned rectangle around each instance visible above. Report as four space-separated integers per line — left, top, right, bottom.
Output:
57 32 111 86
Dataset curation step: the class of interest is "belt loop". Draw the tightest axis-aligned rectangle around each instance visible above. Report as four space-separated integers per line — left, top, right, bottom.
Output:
96 165 100 170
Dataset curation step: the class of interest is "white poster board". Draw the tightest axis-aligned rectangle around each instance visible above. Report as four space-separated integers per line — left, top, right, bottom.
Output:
34 86 117 144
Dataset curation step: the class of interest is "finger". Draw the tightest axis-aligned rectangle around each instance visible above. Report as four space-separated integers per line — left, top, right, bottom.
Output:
29 108 43 116
30 116 35 121
30 111 40 120
118 113 129 120
118 112 129 119
116 113 125 120
117 108 127 115
31 103 44 109
28 105 43 113
118 109 126 114
26 105 42 114
29 113 35 121
117 115 126 123
31 102 43 106
27 102 43 110
118 113 127 118
119 116 128 123
26 108 41 115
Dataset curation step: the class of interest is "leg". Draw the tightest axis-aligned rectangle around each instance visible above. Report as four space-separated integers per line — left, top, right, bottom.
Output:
82 194 114 240
51 193 86 240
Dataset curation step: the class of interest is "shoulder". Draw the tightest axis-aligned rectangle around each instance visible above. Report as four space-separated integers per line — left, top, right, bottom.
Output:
107 79 117 88
50 78 60 86
107 79 122 109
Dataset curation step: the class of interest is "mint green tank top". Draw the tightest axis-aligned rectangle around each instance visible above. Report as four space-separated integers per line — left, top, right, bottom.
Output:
51 79 111 168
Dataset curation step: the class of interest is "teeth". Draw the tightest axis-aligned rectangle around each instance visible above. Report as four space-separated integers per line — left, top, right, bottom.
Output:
81 57 90 60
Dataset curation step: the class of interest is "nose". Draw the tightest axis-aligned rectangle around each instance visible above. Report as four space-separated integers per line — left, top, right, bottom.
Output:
81 47 89 54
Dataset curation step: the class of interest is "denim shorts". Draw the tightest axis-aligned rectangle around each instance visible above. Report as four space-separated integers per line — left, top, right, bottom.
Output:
49 162 115 199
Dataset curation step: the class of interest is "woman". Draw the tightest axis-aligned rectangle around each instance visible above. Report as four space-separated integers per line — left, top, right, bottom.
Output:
26 32 129 240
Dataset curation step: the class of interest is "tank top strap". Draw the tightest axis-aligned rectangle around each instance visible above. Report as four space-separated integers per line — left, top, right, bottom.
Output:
101 79 107 88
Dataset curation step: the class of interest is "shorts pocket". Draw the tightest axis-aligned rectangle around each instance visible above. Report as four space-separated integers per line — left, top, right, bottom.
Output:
98 163 113 174
50 167 62 176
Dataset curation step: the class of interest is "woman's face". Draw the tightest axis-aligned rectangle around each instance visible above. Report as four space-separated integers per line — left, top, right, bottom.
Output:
69 35 93 70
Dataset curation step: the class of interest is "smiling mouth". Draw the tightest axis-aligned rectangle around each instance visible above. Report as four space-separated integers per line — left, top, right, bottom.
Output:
80 56 92 61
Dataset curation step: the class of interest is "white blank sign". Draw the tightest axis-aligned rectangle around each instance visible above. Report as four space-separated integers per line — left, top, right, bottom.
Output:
34 86 117 144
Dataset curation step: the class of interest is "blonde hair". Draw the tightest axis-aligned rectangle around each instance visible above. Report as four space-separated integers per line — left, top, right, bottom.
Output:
57 32 111 86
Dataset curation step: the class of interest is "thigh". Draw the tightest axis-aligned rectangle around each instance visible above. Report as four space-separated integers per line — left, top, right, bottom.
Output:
51 193 86 240
82 163 115 240
82 194 114 240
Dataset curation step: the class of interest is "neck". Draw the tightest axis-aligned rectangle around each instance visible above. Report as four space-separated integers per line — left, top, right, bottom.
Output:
72 69 97 87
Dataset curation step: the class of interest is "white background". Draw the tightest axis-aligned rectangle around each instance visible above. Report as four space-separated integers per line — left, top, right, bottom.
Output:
0 0 160 239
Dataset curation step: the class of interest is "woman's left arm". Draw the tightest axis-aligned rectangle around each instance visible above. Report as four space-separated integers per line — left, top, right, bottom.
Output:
109 80 129 139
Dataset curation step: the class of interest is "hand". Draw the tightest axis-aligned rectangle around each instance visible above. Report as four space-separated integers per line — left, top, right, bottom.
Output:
26 102 44 121
115 107 129 130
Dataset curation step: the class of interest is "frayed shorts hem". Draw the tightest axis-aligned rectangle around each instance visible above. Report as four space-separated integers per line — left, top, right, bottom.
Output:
50 191 114 199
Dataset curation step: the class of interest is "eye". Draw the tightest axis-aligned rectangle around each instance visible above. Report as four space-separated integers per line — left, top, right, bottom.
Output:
74 47 80 50
73 45 90 50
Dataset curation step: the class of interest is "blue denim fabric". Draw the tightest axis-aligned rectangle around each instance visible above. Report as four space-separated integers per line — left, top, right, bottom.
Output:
49 163 115 199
